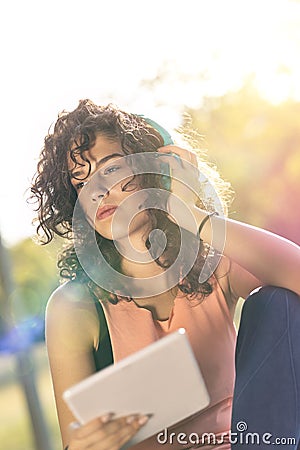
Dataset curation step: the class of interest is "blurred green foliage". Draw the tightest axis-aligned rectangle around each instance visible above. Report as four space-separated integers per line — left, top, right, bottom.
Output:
0 239 60 337
185 82 300 245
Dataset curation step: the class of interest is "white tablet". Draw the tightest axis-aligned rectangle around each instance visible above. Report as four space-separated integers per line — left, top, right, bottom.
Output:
63 328 210 448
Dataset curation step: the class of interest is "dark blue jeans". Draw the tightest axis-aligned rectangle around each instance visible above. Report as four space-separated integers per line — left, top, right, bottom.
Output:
232 286 300 449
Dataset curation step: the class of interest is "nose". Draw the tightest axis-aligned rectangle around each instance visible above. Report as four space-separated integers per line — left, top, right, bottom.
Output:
91 188 109 203
86 170 109 202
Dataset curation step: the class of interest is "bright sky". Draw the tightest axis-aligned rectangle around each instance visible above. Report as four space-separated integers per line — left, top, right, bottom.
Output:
1 0 300 245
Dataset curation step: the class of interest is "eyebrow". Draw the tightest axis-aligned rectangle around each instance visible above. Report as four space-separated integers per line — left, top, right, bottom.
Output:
69 153 124 179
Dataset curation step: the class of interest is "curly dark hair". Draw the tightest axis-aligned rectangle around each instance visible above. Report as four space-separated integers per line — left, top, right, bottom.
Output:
31 99 230 302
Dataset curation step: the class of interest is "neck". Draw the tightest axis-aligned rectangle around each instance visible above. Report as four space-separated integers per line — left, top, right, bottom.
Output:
114 221 153 264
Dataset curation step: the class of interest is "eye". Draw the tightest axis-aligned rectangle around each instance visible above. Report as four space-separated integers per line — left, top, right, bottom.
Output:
103 164 121 175
74 181 88 191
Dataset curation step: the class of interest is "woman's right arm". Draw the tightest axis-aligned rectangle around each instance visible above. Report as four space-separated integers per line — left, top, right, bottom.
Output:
46 282 147 450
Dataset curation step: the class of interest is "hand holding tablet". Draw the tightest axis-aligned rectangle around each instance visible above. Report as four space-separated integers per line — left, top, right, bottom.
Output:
63 328 210 448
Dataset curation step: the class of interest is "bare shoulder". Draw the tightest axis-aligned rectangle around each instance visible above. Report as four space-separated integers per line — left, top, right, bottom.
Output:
48 280 91 307
46 281 100 354
47 281 98 317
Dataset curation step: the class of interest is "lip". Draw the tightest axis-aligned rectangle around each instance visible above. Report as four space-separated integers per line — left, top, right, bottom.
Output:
96 204 118 221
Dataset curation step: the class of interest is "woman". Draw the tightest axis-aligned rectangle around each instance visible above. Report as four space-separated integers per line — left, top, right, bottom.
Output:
31 99 300 449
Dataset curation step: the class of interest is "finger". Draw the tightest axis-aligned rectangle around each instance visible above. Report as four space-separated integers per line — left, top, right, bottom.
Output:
157 145 198 167
86 424 139 449
70 414 114 440
104 415 150 450
156 150 199 182
155 151 182 171
154 148 200 200
96 414 142 436
81 415 149 449
73 415 133 445
171 162 200 195
105 424 142 450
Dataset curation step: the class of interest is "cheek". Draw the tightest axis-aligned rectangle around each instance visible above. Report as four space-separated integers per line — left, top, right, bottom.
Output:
75 182 148 234
73 188 100 233
77 192 97 221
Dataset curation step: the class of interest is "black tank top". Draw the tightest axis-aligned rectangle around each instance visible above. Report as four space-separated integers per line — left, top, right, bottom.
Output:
92 297 114 371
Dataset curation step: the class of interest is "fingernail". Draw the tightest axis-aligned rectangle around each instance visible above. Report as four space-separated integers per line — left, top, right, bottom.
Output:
126 414 138 424
138 414 151 425
101 412 114 423
69 421 81 430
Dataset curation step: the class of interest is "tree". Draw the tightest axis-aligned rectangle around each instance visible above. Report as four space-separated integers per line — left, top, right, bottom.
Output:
184 83 300 244
0 237 60 346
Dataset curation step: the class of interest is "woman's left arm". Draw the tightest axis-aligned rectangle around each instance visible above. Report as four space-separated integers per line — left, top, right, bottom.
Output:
157 144 300 297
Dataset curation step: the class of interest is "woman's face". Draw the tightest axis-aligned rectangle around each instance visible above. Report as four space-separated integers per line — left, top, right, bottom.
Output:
68 134 149 242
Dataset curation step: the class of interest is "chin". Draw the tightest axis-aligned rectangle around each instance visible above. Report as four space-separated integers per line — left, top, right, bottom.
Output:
93 210 149 242
94 222 127 242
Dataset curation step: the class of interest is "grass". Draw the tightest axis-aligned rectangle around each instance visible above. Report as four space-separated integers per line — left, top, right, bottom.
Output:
0 344 61 450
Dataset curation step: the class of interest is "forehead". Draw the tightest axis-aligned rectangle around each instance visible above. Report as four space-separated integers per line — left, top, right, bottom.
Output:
68 134 124 176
